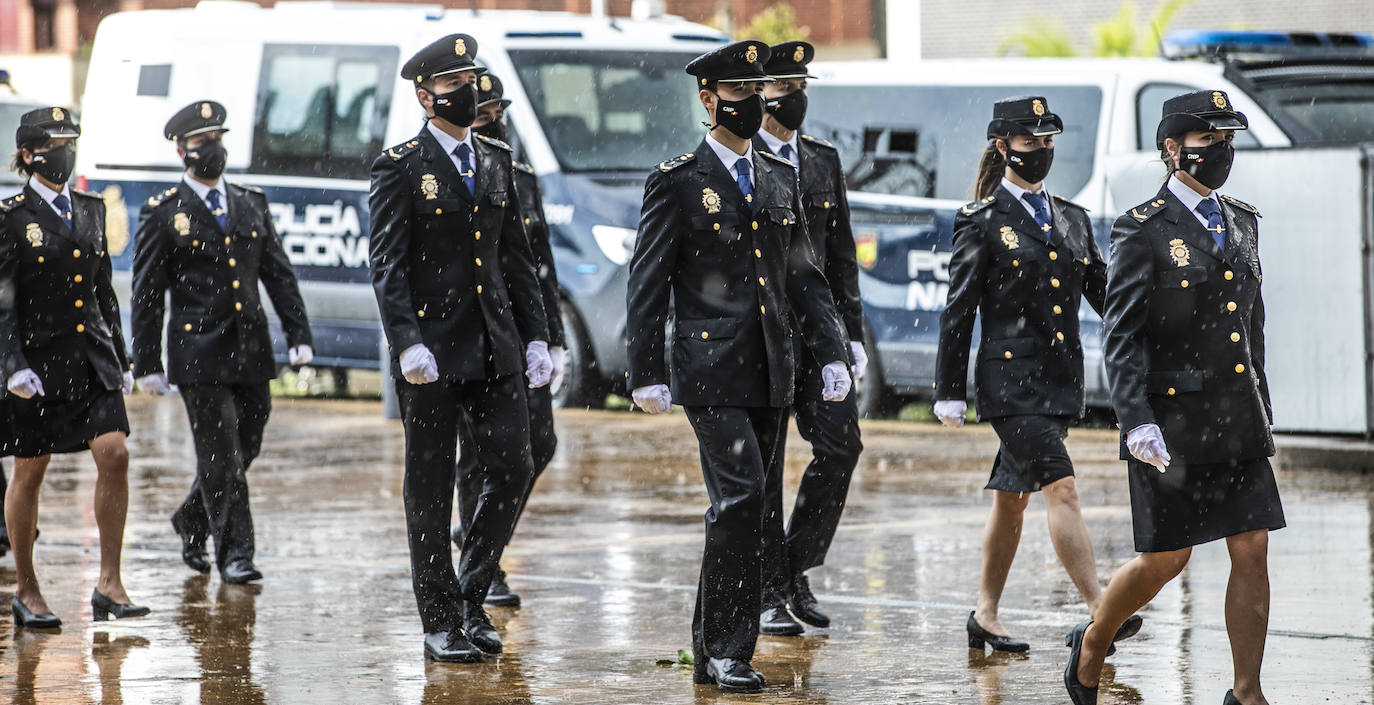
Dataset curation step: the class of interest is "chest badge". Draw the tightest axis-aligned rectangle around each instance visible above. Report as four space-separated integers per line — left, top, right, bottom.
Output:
421 174 440 200
25 222 42 247
999 225 1019 250
701 188 721 214
1168 238 1190 267
173 212 191 236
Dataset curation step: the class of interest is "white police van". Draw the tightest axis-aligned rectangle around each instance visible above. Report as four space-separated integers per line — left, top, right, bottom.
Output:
0 70 46 199
78 1 730 404
807 31 1374 430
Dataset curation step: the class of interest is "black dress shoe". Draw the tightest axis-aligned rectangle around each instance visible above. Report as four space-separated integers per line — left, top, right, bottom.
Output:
1223 690 1242 705
967 612 1029 652
1063 620 1098 705
788 572 830 628
221 559 263 584
1064 613 1143 657
423 630 484 663
170 516 210 574
11 597 61 629
696 657 764 693
760 605 804 636
484 569 521 607
91 589 151 621
463 601 502 654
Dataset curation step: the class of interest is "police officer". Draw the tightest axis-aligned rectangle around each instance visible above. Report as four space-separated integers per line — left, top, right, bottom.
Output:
368 34 553 664
449 72 565 608
626 41 851 693
934 96 1142 654
2 107 147 626
749 40 865 636
1067 90 1284 705
131 100 312 585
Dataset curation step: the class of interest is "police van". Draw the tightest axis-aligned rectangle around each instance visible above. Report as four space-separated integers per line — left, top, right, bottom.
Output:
77 0 733 404
808 31 1374 430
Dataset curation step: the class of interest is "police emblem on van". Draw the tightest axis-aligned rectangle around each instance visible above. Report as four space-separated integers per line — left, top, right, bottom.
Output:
421 174 439 200
25 222 42 247
1169 238 1190 266
701 188 721 214
855 231 877 270
173 212 191 236
1000 225 1019 249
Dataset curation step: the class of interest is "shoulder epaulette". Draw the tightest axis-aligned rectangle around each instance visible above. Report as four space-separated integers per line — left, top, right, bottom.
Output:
959 195 997 216
1127 196 1168 223
146 185 179 208
474 133 512 151
385 139 421 161
1220 194 1261 218
72 188 101 200
233 182 264 195
800 134 835 150
0 194 19 212
657 152 696 172
513 161 535 175
759 150 793 167
1052 194 1089 212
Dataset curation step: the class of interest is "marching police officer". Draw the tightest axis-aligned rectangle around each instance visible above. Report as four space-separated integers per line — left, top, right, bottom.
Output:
368 34 552 664
750 40 865 637
626 41 851 693
449 71 565 608
131 100 313 585
1067 90 1284 705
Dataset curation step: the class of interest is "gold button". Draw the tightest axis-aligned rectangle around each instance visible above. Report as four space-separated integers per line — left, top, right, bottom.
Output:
224 237 231 245
1053 305 1062 315
1227 301 1237 312
73 274 82 283
235 302 243 312
232 280 240 289
74 299 83 308
477 285 483 294
475 257 483 267
1056 332 1064 341
1224 270 1234 280
758 277 765 286
501 201 506 207
1180 280 1189 288
1168 387 1177 396
701 331 709 340
37 256 43 263
184 323 192 331
435 208 443 215
1235 364 1246 374
713 223 721 231
474 230 481 240
760 305 766 314
1230 332 1241 342
1083 257 1090 265
751 222 759 231
1050 277 1060 288
823 201 831 209
782 218 789 226
73 249 81 258
417 309 426 318
1012 260 1019 267
473 206 479 213
192 240 199 247
76 324 85 333
524 218 531 225
754 249 761 258
251 230 258 238
1003 351 1012 359
1049 251 1058 260
228 258 237 267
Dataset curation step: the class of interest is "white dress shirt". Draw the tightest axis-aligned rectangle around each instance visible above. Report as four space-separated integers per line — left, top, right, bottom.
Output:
428 120 477 175
705 131 755 183
1167 173 1221 228
999 177 1048 220
27 176 73 219
757 129 799 168
181 174 230 217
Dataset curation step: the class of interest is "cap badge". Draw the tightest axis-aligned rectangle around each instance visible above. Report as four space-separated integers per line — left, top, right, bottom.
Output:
1000 226 1019 250
793 46 805 63
1168 238 1190 267
421 174 439 200
25 222 42 247
200 103 212 119
51 107 63 121
1212 92 1227 109
1032 99 1045 117
455 38 467 56
173 212 191 236
480 75 492 92
702 187 721 214
745 45 758 64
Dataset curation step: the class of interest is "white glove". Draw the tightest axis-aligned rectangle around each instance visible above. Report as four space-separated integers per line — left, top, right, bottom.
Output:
549 346 566 383
849 341 868 381
933 399 967 427
121 371 135 395
1126 423 1172 473
821 361 851 402
289 345 314 366
6 369 45 399
400 344 439 385
632 384 672 414
137 373 171 396
525 341 553 389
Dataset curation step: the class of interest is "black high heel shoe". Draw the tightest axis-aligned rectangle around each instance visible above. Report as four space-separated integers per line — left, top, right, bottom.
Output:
966 611 1029 652
91 589 150 621
1063 620 1098 705
1064 613 1144 657
11 597 61 629
1223 690 1243 705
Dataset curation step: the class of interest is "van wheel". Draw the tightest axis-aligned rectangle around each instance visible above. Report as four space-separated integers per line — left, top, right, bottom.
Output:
854 323 898 419
552 300 607 410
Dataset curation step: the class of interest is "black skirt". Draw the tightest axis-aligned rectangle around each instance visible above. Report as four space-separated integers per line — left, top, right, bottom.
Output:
985 415 1075 493
1127 456 1286 553
7 386 129 458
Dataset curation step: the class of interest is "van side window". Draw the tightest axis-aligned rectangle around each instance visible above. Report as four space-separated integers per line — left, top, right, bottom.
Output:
252 44 398 180
1137 83 1259 150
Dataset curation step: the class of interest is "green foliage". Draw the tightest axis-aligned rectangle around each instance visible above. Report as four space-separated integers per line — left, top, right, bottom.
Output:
997 17 1079 58
738 3 810 45
998 0 1192 58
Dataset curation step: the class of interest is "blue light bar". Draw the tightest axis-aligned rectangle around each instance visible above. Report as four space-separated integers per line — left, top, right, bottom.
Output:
1162 30 1374 60
505 31 584 39
671 33 728 43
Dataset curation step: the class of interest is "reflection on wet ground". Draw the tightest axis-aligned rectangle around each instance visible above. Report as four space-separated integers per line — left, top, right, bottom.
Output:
1 397 1371 703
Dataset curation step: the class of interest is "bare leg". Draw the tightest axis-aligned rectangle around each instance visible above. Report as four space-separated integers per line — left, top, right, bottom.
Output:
90 432 133 604
1043 476 1103 614
974 490 1030 636
1077 548 1192 686
1226 530 1271 705
7 455 53 614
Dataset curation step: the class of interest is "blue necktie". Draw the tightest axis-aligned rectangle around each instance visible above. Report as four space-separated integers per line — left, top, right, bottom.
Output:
455 144 475 197
1197 199 1226 252
779 143 794 164
735 157 753 209
207 188 228 232
52 193 72 229
1021 191 1053 242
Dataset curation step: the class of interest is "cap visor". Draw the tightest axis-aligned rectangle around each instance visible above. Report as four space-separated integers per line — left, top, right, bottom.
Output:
181 125 228 138
1206 116 1247 131
44 129 80 139
476 99 513 109
1030 126 1062 136
766 72 817 79
432 66 487 78
718 76 774 84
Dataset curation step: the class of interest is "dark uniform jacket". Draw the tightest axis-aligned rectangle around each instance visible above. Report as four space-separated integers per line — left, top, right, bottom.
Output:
0 185 129 399
626 138 848 408
1104 184 1273 463
751 133 863 341
368 126 549 381
935 185 1107 419
131 181 311 386
512 162 565 348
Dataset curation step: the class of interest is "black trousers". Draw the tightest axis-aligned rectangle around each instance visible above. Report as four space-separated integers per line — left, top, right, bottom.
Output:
683 405 787 663
398 373 533 634
0 463 7 543
175 383 271 570
454 384 556 546
763 351 863 603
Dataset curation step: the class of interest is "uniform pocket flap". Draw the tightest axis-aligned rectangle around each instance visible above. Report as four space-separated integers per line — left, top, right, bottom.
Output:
804 190 837 209
488 191 509 207
418 198 466 214
21 329 59 348
675 317 738 341
1156 266 1208 289
980 336 1037 360
414 296 457 320
690 212 742 231
763 206 796 226
1146 370 1204 395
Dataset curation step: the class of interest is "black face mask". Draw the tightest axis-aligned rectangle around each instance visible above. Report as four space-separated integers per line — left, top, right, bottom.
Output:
29 143 75 185
1006 146 1054 184
183 138 227 180
764 90 808 132
713 93 765 140
1179 140 1234 190
432 83 478 128
474 120 507 143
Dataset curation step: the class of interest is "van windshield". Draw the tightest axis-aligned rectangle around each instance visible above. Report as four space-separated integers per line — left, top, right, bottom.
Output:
804 84 1103 201
0 101 42 185
1236 64 1374 144
509 49 709 172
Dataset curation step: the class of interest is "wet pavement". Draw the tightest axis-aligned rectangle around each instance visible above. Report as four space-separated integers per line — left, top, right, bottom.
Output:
1 396 1372 704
